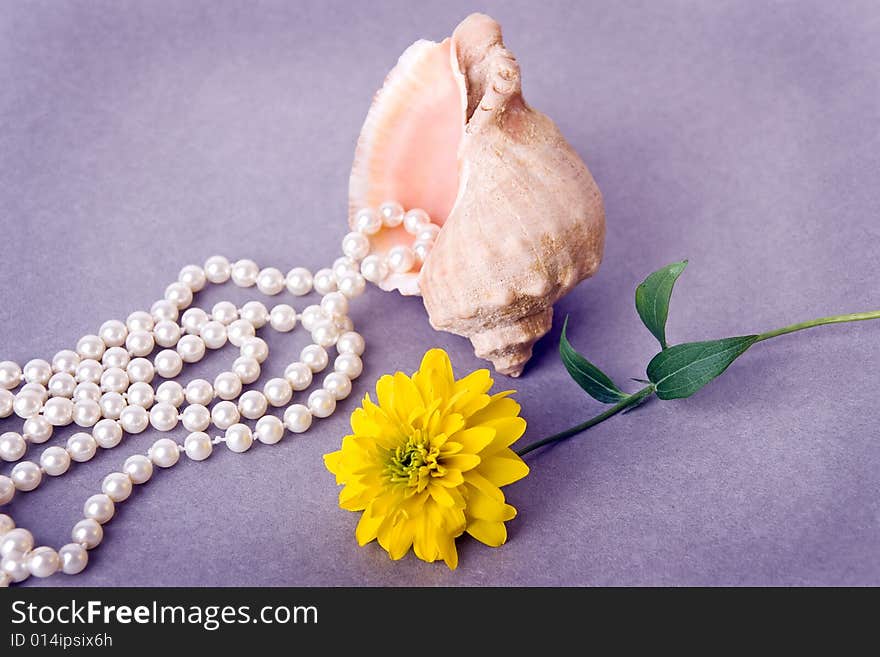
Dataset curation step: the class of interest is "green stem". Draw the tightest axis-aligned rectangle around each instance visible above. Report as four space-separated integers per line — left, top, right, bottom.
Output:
515 385 656 457
755 310 880 342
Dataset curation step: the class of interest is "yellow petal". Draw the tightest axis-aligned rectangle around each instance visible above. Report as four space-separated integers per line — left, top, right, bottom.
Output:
323 450 343 478
442 453 482 472
468 394 520 425
479 417 528 454
452 426 496 454
466 487 517 522
355 504 384 546
478 452 530 487
464 470 505 502
467 519 508 547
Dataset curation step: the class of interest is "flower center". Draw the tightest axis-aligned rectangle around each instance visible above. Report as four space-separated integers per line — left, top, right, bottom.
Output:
386 432 443 492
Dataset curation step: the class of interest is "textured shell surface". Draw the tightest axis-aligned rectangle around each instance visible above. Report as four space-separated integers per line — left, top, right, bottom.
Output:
349 13 605 376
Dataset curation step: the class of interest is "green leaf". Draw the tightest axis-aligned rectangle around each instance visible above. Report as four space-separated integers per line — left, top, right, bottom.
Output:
635 260 689 349
646 335 758 400
559 316 628 404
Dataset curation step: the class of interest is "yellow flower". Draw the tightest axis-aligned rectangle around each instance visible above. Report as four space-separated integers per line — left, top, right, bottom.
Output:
324 348 529 569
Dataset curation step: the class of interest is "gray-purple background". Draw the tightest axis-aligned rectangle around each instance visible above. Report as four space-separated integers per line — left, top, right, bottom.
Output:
1 0 878 586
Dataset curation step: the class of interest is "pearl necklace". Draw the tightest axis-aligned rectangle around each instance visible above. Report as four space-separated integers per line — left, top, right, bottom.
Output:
0 201 436 586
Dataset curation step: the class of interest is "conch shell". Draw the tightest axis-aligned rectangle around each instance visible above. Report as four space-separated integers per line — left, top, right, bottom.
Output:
349 13 605 376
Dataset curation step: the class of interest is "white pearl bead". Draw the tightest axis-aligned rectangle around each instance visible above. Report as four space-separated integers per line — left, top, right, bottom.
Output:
126 381 154 409
22 415 53 443
100 367 129 394
119 405 149 434
59 543 88 575
101 346 131 370
126 330 155 357
71 518 103 548
386 245 416 273
307 389 336 418
102 472 133 502
98 320 128 349
211 400 240 429
227 319 255 347
149 438 180 468
123 454 153 484
72 381 101 403
332 256 358 280
13 390 42 418
284 362 312 391
0 432 26 462
177 335 206 363
185 379 213 406
380 201 406 227
40 445 71 476
403 207 430 234
1 527 32 556
337 331 366 356
204 255 231 284
336 314 354 333
21 382 47 401
225 423 253 453
311 319 339 347
300 304 326 332
75 335 105 361
153 319 181 348
126 357 155 383
127 311 155 333
255 415 284 445
320 291 349 317
313 268 337 294
98 392 126 419
335 353 364 380
360 254 389 283
416 224 441 242
301 344 329 372
92 418 123 449
240 301 269 328
238 390 268 419
342 231 371 261
43 397 74 426
184 432 213 461
256 267 286 295
231 259 259 287
84 494 115 524
155 381 185 407
52 349 81 375
215 371 244 398
263 378 292 407
73 399 101 427
283 404 312 433
11 461 42 491
154 349 183 378
355 207 383 234
0 477 14 505
0 514 13 534
0 361 22 389
179 264 207 292
412 239 433 263
200 320 228 349
1 554 29 583
182 404 211 432
269 304 297 332
151 299 180 322
23 359 52 385
27 546 60 578
0 389 12 419
211 301 239 325
75 359 102 384
181 307 210 335
240 336 269 363
150 402 179 431
286 267 313 295
67 432 97 462
323 372 352 400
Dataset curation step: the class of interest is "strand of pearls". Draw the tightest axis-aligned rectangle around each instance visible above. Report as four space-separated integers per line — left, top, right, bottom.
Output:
0 201 438 586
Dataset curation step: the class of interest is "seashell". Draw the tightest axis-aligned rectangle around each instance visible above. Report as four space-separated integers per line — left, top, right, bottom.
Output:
349 13 605 376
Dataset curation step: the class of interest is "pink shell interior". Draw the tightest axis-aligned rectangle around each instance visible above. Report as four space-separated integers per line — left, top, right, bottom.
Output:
349 38 466 294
